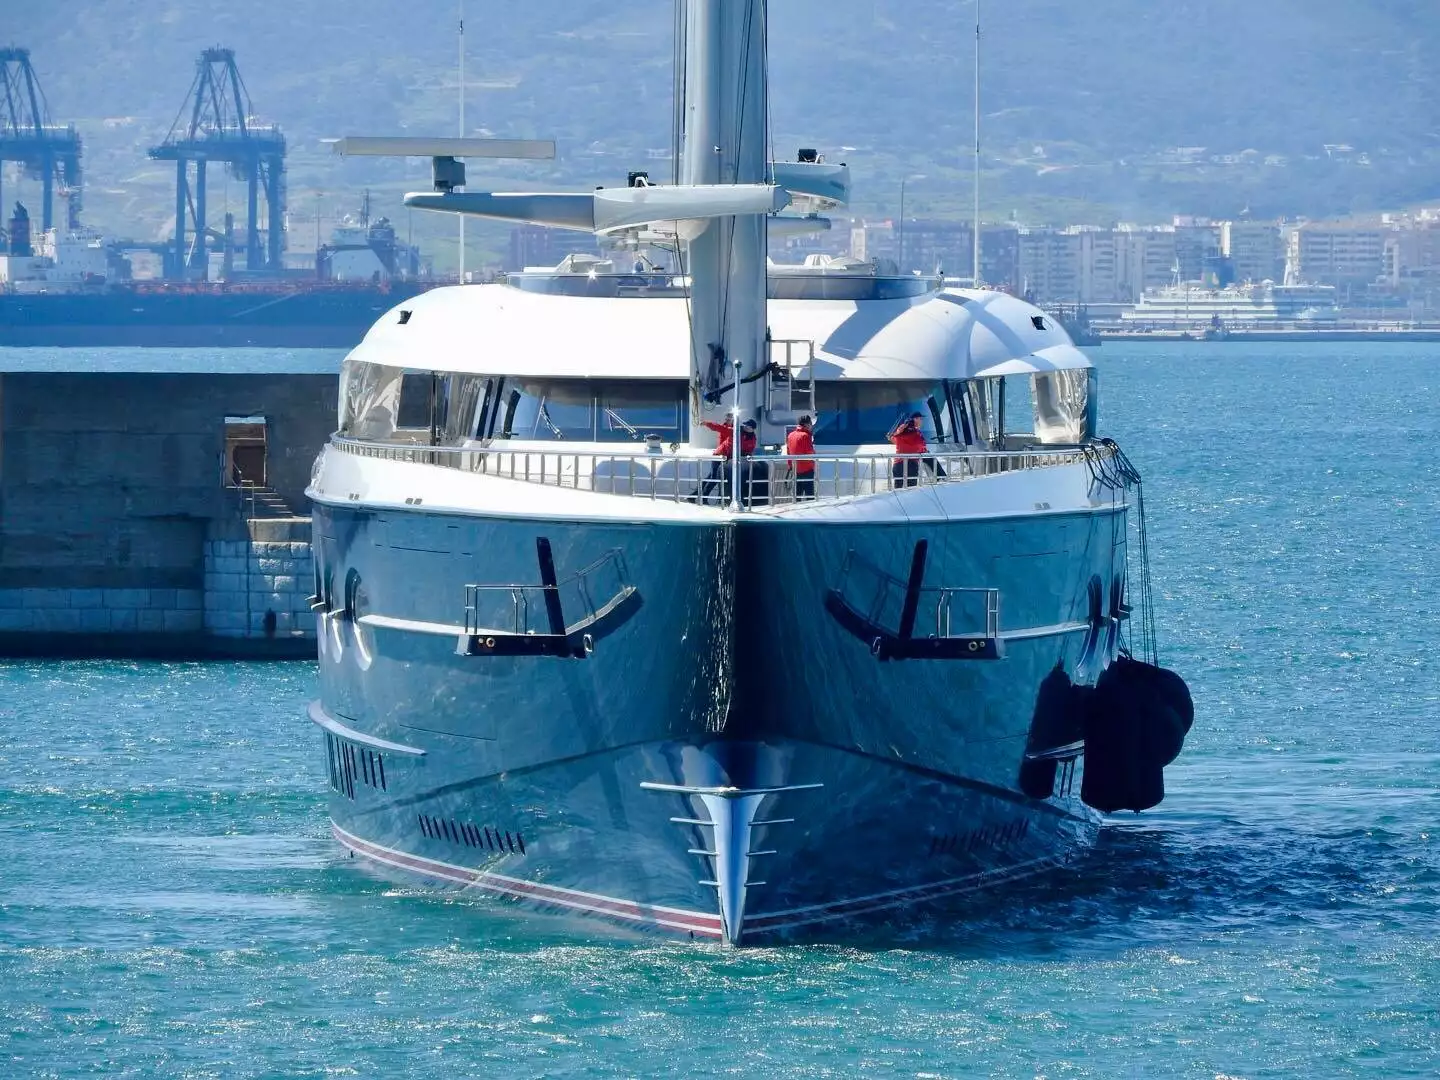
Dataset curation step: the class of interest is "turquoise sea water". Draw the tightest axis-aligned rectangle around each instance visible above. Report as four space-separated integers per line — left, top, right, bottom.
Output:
2 343 1438 1078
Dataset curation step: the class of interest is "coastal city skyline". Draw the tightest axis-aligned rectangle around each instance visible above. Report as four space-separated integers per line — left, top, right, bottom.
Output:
504 205 1440 317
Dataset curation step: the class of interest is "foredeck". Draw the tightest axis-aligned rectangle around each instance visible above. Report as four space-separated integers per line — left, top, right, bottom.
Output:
329 435 1112 508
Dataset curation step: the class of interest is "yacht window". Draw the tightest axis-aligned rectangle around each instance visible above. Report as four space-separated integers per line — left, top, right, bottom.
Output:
1003 375 1034 441
504 383 595 441
440 374 491 445
340 360 404 440
501 385 596 443
476 378 504 439
812 381 945 445
396 373 434 431
950 379 997 449
492 380 689 442
1032 368 1096 445
597 382 687 441
925 394 952 444
497 388 520 438
944 381 973 445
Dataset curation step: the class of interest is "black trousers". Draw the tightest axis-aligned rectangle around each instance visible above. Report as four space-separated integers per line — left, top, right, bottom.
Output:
700 459 771 505
700 459 728 504
891 458 945 489
892 459 921 488
794 472 816 500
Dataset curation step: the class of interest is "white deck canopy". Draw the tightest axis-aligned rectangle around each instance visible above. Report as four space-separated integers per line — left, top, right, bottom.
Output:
344 284 1091 383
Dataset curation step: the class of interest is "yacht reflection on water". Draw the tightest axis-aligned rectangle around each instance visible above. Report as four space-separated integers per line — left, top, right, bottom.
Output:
305 0 1192 944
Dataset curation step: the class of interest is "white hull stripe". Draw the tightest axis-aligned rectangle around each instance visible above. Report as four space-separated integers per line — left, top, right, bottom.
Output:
332 823 725 937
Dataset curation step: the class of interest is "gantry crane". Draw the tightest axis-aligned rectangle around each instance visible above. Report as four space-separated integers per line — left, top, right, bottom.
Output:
0 47 83 233
148 48 286 279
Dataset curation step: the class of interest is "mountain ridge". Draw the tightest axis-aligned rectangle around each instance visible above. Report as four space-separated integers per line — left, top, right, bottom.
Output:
3 0 1437 258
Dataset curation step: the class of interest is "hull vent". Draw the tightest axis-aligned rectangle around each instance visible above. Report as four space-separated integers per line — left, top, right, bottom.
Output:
325 733 387 799
929 818 1030 857
418 814 525 855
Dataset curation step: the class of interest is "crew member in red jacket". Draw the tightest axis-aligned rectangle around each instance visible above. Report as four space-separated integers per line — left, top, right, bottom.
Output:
699 416 757 503
702 416 757 459
888 411 930 488
785 414 816 500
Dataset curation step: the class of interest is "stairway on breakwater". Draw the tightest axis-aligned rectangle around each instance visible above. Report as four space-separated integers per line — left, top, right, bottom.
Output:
0 366 336 659
202 486 316 649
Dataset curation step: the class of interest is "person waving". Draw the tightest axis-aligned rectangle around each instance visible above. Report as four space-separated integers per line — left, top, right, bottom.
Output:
888 411 929 488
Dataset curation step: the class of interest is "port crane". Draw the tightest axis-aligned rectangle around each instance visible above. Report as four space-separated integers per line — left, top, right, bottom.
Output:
149 48 286 279
0 47 82 234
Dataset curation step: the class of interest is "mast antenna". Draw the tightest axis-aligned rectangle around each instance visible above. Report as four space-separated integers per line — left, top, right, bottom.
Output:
972 0 981 288
458 0 466 280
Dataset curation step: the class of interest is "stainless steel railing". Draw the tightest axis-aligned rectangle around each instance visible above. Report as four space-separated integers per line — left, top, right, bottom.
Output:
463 550 632 636
329 435 1100 507
832 547 1001 640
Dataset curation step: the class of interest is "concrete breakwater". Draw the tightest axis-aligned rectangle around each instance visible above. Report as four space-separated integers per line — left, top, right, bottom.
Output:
203 520 315 643
0 364 336 658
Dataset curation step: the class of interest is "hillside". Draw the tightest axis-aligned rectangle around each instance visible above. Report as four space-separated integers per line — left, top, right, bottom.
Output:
3 0 1438 265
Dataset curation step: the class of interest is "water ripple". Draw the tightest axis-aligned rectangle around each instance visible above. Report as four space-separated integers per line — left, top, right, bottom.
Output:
2 343 1439 1077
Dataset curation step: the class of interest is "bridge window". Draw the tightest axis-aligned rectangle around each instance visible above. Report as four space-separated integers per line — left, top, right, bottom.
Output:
598 384 685 440
337 363 688 446
339 359 404 440
395 372 434 431
1031 368 1097 445
496 380 689 443
812 381 946 446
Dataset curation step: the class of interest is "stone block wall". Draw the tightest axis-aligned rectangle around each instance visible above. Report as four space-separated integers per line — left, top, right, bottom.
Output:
0 587 204 634
203 528 316 641
0 370 333 656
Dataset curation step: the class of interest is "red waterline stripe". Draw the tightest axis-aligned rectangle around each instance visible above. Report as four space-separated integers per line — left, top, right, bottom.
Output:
332 823 724 937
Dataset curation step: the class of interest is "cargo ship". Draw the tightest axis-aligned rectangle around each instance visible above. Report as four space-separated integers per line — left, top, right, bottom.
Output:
0 280 436 348
0 202 438 348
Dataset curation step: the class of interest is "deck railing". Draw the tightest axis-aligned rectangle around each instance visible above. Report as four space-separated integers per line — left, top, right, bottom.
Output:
330 435 1099 507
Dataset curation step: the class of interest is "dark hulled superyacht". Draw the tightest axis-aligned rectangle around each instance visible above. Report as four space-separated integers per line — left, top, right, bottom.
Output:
306 0 1191 944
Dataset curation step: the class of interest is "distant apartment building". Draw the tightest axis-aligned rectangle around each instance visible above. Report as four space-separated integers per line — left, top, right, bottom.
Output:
1221 219 1285 283
1172 216 1223 282
1018 225 1178 305
1117 226 1181 296
506 225 599 271
895 221 1021 287
1076 229 1120 303
1380 218 1440 311
1018 228 1082 304
850 219 895 265
769 222 850 264
1385 221 1440 285
1285 222 1387 292
845 220 1019 288
979 227 1021 291
894 220 973 276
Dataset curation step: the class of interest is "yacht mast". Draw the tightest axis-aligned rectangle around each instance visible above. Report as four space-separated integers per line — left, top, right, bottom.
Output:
972 0 981 286
457 1 467 281
679 0 770 431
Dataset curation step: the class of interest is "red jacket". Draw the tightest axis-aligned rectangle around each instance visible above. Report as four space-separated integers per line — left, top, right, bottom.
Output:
702 419 756 457
785 426 816 474
889 420 928 457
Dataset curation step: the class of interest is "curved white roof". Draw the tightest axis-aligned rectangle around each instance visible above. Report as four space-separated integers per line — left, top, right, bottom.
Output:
345 282 1090 382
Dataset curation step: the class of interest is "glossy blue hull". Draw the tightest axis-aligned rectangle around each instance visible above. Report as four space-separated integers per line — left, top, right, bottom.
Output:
311 501 1123 941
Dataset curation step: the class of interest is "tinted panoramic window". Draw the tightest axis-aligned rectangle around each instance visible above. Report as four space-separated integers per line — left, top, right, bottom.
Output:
812 381 947 445
599 384 686 440
495 380 689 442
